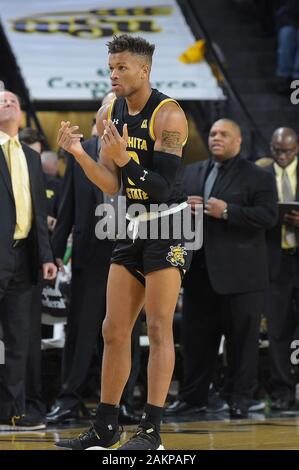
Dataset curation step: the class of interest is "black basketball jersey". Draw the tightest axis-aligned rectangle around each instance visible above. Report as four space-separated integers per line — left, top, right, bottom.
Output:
108 88 187 209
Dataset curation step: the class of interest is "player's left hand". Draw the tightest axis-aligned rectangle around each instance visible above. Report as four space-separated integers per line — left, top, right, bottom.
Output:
101 120 130 167
204 197 227 219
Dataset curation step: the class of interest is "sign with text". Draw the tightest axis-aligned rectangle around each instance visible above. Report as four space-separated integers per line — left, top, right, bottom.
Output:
1 0 225 101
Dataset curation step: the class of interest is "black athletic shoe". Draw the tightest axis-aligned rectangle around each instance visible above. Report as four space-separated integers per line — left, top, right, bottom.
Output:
118 424 164 450
55 423 120 450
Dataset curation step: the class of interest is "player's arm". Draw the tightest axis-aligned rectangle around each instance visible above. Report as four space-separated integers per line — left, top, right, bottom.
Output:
153 102 187 157
57 105 120 195
119 102 188 200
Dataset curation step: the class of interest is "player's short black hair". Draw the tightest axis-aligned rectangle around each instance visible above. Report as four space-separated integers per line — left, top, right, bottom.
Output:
107 34 155 63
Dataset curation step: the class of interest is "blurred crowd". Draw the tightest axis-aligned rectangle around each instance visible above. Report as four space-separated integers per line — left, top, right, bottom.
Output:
233 0 299 93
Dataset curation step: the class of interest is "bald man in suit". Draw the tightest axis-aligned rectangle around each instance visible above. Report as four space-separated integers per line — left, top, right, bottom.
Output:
0 90 56 430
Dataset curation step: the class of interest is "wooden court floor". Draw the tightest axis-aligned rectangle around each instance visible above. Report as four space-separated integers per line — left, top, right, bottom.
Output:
1 417 299 450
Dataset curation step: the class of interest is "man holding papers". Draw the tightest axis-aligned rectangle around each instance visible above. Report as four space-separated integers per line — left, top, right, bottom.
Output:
266 127 299 411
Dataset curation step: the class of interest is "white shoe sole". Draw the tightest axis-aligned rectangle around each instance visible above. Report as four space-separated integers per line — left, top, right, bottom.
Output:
86 446 115 450
248 403 266 412
0 424 46 431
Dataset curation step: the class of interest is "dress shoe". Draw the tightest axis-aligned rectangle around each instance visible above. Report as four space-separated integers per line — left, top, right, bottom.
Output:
46 402 90 423
164 400 206 416
229 402 248 419
118 404 140 425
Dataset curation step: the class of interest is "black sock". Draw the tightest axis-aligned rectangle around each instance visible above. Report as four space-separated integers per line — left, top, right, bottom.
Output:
96 402 119 429
140 404 163 431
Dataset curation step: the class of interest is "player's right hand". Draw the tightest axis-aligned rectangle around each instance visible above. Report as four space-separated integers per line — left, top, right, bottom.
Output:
57 121 84 157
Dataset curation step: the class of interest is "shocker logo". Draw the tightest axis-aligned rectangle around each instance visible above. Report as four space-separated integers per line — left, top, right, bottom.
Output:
10 6 172 39
166 244 187 268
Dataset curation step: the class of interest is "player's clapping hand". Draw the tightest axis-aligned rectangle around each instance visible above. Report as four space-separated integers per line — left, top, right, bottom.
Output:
101 119 130 167
57 121 84 157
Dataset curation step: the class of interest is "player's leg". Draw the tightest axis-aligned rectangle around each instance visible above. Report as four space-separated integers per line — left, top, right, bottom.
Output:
118 267 181 451
145 267 181 406
100 263 145 404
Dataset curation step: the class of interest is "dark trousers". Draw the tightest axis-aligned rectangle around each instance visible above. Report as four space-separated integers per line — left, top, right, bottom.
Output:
266 252 299 401
26 281 45 417
0 244 32 418
179 267 264 407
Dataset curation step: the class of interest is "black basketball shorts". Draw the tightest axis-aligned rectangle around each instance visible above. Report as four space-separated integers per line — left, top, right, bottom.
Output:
110 209 194 285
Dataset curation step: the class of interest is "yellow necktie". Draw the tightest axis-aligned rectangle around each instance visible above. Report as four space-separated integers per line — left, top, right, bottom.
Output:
6 138 32 239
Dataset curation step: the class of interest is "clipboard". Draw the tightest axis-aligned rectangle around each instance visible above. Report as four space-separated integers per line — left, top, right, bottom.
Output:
278 201 299 221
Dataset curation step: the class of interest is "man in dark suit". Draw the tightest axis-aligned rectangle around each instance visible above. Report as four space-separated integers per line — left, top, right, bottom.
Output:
265 127 299 410
19 129 62 422
165 119 278 418
0 90 56 430
47 135 140 425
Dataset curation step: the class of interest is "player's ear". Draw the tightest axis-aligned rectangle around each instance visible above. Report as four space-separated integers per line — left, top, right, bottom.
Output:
141 63 149 79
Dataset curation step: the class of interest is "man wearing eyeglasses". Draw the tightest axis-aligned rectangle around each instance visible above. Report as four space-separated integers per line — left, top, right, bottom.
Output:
266 127 299 411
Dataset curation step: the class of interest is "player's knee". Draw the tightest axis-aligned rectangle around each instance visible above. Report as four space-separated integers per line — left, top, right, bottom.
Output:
102 318 129 345
147 319 167 346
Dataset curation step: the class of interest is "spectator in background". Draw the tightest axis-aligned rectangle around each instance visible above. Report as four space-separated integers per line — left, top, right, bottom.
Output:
276 0 299 92
19 130 61 423
265 127 299 410
166 119 278 419
0 90 56 430
41 151 61 230
41 150 58 177
19 127 46 154
91 118 97 138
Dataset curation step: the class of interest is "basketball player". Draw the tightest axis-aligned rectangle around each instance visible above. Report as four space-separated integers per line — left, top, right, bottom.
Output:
56 34 191 450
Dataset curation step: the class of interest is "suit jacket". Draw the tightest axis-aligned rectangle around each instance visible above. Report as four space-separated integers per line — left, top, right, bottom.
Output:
0 143 53 283
265 162 299 281
44 173 62 218
183 156 278 294
51 137 107 269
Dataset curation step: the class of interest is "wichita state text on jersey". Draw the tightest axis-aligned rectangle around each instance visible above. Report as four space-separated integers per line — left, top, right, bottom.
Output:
108 88 187 208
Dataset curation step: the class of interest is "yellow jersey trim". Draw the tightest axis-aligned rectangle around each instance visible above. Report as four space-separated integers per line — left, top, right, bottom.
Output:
149 98 188 147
